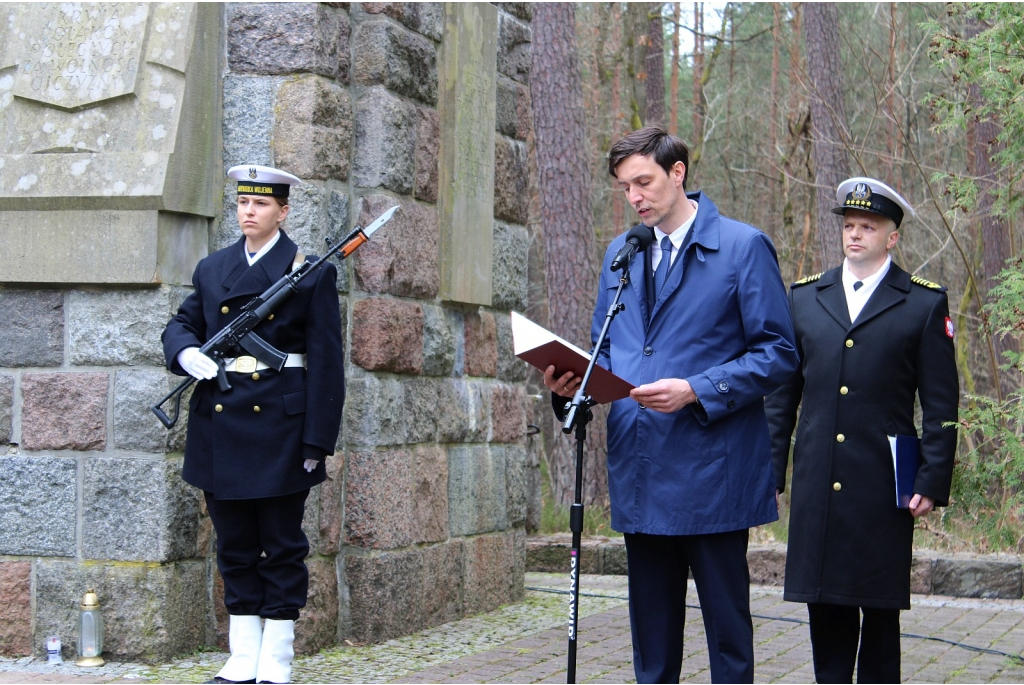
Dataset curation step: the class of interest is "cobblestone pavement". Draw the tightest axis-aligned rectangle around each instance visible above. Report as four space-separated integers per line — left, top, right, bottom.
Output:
2 573 1022 684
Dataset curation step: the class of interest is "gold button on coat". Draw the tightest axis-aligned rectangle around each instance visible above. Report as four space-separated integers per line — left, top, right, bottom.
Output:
836 434 845 442
215 404 223 412
252 373 260 381
253 406 261 413
840 386 849 395
845 339 854 348
833 482 842 491
221 306 229 314
268 314 275 320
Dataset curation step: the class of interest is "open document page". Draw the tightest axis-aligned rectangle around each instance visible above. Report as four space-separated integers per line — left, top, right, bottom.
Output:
511 311 635 404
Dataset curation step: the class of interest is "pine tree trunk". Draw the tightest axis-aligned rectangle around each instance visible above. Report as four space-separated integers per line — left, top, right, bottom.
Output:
645 3 665 126
803 2 850 270
530 3 607 509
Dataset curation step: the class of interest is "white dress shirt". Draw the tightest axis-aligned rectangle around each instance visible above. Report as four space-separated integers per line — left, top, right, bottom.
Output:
245 229 281 266
652 200 699 272
842 255 891 323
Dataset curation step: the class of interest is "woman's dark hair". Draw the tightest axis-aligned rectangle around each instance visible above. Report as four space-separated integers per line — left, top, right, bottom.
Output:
608 126 690 189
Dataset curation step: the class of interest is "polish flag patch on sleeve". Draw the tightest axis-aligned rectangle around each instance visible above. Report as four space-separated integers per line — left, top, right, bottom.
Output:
945 316 955 338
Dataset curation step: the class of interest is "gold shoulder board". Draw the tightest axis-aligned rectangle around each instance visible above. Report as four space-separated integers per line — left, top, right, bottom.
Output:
792 272 824 287
911 275 946 291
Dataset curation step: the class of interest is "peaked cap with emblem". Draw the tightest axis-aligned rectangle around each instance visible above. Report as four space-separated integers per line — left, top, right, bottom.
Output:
833 176 913 228
227 164 301 198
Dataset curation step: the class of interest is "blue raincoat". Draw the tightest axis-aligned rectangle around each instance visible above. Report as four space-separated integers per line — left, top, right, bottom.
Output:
594 192 798 535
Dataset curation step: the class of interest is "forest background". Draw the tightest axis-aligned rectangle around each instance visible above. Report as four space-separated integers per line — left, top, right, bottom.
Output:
525 2 1024 554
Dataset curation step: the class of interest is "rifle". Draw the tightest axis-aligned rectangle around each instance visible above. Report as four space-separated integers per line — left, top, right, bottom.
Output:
152 205 399 429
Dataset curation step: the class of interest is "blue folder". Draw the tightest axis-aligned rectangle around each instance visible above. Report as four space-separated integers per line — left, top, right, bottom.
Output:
888 434 921 509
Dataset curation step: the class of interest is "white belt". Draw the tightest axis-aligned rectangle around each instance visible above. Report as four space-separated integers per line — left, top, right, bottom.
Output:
222 354 306 373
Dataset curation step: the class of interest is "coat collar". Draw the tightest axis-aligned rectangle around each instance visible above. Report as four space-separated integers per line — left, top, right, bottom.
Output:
646 191 720 323
814 261 911 330
221 230 298 301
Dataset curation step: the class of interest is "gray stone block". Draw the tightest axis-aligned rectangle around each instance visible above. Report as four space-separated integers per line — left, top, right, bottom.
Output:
222 76 276 172
497 3 533 22
114 370 188 453
281 183 332 258
275 75 352 181
492 221 529 313
462 529 525 615
496 76 518 138
302 483 321 556
933 555 1023 599
0 290 64 367
422 305 455 377
352 87 415 195
352 20 437 106
34 559 207 662
0 375 12 444
345 542 463 643
435 380 472 443
747 544 786 587
0 457 77 557
448 445 507 536
505 444 528 525
447 309 465 377
466 381 492 442
327 191 352 293
68 289 174 366
229 3 349 81
82 458 200 563
362 2 443 41
341 376 406 449
493 137 529 225
496 309 528 383
497 13 531 83
414 106 440 203
602 540 628 575
406 379 440 444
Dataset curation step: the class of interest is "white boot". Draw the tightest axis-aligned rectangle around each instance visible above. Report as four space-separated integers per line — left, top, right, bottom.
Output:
255 619 295 684
215 615 263 683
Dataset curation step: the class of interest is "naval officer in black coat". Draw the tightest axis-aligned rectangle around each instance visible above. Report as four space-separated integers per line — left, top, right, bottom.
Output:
162 165 344 684
765 177 959 683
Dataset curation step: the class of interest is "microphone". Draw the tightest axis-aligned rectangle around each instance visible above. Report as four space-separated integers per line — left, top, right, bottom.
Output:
610 225 654 272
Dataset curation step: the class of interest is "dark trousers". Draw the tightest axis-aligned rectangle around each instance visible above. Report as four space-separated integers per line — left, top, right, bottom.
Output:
205 489 310 620
807 603 901 684
624 530 754 684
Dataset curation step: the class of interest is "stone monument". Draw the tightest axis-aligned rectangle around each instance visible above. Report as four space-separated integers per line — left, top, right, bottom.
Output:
0 1 537 664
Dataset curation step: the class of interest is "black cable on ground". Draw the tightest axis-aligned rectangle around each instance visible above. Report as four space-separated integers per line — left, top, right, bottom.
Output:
525 586 1024 665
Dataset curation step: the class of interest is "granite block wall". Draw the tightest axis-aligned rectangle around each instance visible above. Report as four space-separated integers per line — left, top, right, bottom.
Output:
0 1 534 661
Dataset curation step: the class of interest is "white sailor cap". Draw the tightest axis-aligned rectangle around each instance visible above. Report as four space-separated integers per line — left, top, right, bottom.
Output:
227 164 301 198
832 177 913 228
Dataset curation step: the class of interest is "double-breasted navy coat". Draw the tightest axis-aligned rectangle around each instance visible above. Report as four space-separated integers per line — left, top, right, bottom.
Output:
765 264 958 609
593 192 799 535
162 231 344 500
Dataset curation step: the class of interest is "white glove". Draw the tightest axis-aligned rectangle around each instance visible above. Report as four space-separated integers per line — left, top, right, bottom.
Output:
177 347 219 380
303 459 318 473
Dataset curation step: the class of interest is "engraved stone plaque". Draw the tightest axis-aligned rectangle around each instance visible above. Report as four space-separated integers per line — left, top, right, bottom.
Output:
0 3 219 285
437 3 497 306
4 4 147 111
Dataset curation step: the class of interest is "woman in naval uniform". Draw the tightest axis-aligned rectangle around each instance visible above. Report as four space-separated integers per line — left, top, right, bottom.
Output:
162 165 344 684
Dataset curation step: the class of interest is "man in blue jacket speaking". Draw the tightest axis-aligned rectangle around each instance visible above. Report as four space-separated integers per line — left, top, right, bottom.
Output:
545 127 798 683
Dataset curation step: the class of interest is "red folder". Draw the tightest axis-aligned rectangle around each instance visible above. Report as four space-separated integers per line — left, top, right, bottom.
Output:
511 312 634 404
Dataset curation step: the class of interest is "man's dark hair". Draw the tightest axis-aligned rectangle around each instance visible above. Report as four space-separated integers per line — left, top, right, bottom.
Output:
608 126 690 189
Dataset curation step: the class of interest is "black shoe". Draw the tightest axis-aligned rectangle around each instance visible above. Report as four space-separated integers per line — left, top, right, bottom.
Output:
205 678 256 684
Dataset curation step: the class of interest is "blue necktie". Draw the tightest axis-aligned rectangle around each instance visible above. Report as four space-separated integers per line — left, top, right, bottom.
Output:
654 236 673 298
853 281 864 291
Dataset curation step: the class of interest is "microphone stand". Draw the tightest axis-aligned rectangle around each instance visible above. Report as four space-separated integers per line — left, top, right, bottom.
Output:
562 267 631 684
